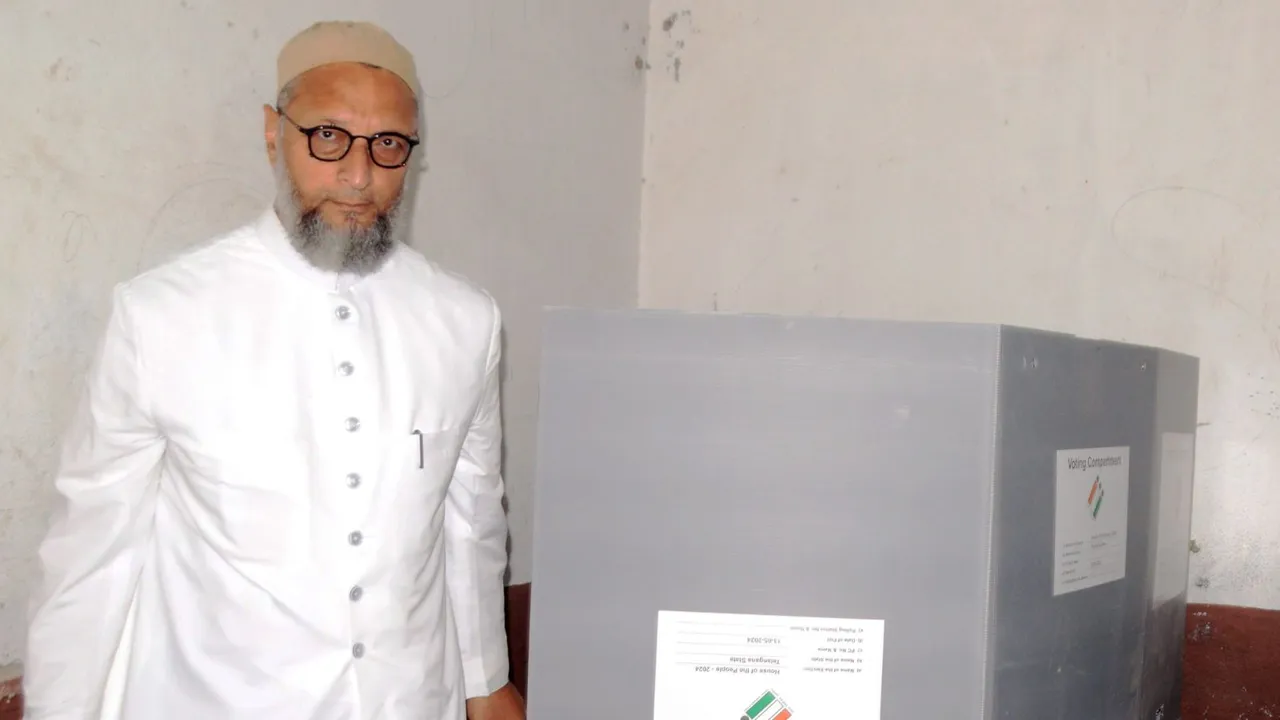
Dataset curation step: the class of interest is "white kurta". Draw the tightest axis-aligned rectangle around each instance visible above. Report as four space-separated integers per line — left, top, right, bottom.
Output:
23 208 511 719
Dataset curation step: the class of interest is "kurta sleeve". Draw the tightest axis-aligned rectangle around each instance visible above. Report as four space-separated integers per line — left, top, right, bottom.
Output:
443 294 512 698
23 284 166 719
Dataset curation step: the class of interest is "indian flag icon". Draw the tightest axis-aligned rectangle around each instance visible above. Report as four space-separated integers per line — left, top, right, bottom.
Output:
741 689 792 720
1088 477 1104 519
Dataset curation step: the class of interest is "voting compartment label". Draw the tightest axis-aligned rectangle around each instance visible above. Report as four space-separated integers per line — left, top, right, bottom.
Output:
1053 446 1130 596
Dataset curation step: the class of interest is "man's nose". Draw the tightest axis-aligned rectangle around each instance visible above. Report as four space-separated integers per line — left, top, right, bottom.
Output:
338 139 374 191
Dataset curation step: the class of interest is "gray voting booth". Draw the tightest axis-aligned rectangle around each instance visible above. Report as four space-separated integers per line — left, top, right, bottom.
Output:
526 309 1197 720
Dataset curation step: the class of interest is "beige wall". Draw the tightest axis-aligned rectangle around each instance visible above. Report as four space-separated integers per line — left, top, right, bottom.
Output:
640 0 1280 610
6 0 1280 681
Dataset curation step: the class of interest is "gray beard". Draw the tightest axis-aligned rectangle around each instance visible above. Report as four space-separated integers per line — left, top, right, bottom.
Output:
273 160 404 276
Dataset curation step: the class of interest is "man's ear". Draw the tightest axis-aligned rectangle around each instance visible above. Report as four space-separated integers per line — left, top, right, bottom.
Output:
264 103 281 165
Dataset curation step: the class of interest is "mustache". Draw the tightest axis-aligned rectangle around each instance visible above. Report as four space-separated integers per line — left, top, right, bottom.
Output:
309 195 376 209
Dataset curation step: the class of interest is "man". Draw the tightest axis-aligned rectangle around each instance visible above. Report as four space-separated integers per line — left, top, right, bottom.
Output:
24 20 525 720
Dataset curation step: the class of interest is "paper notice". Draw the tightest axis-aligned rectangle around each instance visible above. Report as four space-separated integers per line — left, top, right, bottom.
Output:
1053 446 1130 596
653 610 884 719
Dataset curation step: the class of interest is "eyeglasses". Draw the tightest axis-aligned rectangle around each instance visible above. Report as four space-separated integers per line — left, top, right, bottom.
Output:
278 109 420 169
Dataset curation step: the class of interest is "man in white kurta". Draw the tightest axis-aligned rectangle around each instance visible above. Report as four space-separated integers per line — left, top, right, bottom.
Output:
23 20 524 720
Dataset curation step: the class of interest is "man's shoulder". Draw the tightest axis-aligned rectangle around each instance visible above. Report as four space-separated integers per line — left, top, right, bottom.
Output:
115 221 262 308
391 245 499 323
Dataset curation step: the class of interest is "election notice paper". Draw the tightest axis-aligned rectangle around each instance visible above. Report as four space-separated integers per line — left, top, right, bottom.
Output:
653 610 885 719
1052 446 1130 597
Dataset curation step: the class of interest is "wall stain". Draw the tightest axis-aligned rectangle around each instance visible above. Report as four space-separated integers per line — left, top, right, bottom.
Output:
60 212 95 264
46 59 72 82
658 10 692 82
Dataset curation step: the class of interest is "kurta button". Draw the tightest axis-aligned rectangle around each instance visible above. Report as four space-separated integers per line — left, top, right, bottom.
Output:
338 361 354 376
352 643 365 658
346 473 361 488
349 585 363 601
348 531 363 546
335 306 351 320
345 417 360 432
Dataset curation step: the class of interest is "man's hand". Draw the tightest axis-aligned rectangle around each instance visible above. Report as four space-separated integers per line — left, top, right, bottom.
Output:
466 682 526 720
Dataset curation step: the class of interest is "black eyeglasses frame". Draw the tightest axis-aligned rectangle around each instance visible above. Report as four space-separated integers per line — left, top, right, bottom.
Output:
277 108 420 169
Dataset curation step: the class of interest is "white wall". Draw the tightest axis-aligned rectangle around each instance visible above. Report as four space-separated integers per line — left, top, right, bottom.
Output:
640 1 1280 610
0 0 647 666
8 0 1279 680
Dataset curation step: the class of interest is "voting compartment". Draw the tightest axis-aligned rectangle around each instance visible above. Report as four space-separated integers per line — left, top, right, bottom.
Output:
526 309 1197 720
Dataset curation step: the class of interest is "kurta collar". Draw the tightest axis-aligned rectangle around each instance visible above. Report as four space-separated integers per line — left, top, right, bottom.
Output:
253 206 365 294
